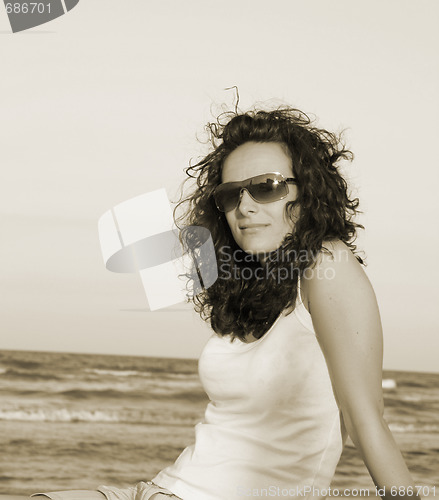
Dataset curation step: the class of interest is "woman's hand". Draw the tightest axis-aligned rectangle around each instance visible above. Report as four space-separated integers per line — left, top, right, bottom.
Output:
302 240 419 499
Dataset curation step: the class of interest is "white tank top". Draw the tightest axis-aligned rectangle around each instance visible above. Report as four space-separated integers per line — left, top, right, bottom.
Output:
153 287 346 499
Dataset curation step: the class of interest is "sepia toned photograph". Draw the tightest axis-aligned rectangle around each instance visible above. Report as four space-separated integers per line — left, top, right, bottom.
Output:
1 1 438 499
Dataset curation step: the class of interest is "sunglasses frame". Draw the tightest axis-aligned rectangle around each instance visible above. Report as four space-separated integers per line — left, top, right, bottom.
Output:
213 172 297 212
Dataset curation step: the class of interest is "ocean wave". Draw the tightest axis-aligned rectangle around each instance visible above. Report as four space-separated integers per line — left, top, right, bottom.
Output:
160 390 208 402
84 363 196 376
389 423 439 433
402 395 423 402
0 368 61 381
84 368 200 381
57 388 207 402
0 408 120 423
2 382 205 401
85 368 146 377
0 359 42 370
0 407 198 425
58 388 146 399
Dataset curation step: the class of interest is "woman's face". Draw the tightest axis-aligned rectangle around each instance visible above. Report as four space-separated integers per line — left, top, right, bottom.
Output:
221 141 298 258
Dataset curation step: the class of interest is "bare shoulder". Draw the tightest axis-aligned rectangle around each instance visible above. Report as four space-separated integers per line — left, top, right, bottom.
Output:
309 239 366 281
318 239 362 267
300 239 373 313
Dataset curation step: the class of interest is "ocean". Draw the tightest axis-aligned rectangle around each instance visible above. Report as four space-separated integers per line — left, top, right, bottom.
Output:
0 350 438 496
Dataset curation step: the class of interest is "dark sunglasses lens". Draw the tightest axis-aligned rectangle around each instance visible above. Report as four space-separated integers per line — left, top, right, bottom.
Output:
249 178 288 202
215 187 241 212
214 175 289 212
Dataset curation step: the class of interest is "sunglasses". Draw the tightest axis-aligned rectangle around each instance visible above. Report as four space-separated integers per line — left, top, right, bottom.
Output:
213 172 297 212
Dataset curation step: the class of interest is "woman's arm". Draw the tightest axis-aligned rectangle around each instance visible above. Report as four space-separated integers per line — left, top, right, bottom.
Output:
302 240 419 499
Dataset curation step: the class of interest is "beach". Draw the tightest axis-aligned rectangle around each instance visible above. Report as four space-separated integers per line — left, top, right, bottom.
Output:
0 350 438 497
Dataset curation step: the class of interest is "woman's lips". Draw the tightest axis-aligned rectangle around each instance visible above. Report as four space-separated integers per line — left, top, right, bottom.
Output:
240 224 269 233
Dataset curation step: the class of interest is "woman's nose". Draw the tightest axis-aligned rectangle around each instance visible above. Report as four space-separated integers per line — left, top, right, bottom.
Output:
236 188 258 214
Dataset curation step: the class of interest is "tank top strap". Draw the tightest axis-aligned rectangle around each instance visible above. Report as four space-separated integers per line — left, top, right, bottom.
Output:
297 273 304 305
295 273 314 333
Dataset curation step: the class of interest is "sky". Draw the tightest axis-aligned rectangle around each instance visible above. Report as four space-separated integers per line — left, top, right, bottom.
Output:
1 0 438 372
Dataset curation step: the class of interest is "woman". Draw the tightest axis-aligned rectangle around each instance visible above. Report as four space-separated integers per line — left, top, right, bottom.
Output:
31 106 418 499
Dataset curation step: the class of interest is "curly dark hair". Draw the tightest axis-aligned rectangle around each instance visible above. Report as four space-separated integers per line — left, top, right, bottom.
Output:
174 105 364 342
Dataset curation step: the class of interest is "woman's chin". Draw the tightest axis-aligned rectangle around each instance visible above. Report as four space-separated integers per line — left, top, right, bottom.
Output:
239 244 280 259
